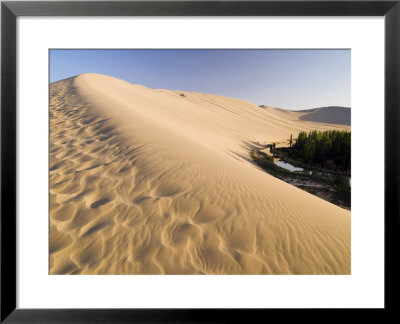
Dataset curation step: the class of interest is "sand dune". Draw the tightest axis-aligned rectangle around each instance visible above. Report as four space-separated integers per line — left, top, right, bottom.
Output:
50 73 350 274
260 105 351 126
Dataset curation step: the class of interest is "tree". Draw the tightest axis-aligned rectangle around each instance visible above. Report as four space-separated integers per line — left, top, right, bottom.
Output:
289 130 350 172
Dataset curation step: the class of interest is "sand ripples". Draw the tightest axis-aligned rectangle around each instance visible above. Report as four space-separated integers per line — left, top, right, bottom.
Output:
49 74 350 274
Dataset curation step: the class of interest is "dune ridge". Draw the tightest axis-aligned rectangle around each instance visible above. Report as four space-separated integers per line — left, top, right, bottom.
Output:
50 73 350 274
259 105 351 126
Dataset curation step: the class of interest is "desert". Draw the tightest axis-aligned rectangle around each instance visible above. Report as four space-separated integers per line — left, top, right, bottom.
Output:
50 73 350 275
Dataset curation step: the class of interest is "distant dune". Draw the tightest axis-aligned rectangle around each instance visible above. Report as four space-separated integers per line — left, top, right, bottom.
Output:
50 73 350 274
259 105 351 125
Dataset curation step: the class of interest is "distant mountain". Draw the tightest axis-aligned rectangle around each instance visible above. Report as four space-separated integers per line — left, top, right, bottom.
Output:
259 105 351 126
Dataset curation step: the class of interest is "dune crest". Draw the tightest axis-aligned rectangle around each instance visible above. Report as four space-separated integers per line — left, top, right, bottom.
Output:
260 105 351 126
50 73 350 274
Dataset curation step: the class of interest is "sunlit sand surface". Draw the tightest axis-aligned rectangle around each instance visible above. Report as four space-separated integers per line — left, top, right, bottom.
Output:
50 73 350 274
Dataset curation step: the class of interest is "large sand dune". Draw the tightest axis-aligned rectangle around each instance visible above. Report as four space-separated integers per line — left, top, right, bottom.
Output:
50 73 350 274
259 105 351 125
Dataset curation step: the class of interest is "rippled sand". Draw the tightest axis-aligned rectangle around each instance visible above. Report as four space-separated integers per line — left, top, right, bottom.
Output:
49 73 350 274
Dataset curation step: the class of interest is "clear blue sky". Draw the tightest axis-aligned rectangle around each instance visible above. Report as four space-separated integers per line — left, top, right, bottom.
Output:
50 49 350 110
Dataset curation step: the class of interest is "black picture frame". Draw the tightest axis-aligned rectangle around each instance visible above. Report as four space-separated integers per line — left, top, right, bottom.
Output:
1 0 399 322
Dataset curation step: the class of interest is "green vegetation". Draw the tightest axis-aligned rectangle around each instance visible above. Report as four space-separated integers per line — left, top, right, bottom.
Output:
250 150 307 180
249 130 351 209
331 174 351 206
285 130 351 172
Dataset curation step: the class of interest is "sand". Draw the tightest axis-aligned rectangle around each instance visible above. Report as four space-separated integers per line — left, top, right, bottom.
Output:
49 73 350 275
259 105 351 126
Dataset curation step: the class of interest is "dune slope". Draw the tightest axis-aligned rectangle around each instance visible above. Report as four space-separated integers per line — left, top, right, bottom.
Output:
260 105 351 126
298 106 351 125
50 73 350 274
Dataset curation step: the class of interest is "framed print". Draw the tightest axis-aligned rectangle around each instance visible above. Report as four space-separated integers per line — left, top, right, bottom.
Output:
1 0 399 322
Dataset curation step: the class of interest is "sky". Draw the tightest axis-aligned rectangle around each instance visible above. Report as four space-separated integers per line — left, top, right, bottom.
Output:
50 49 350 110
